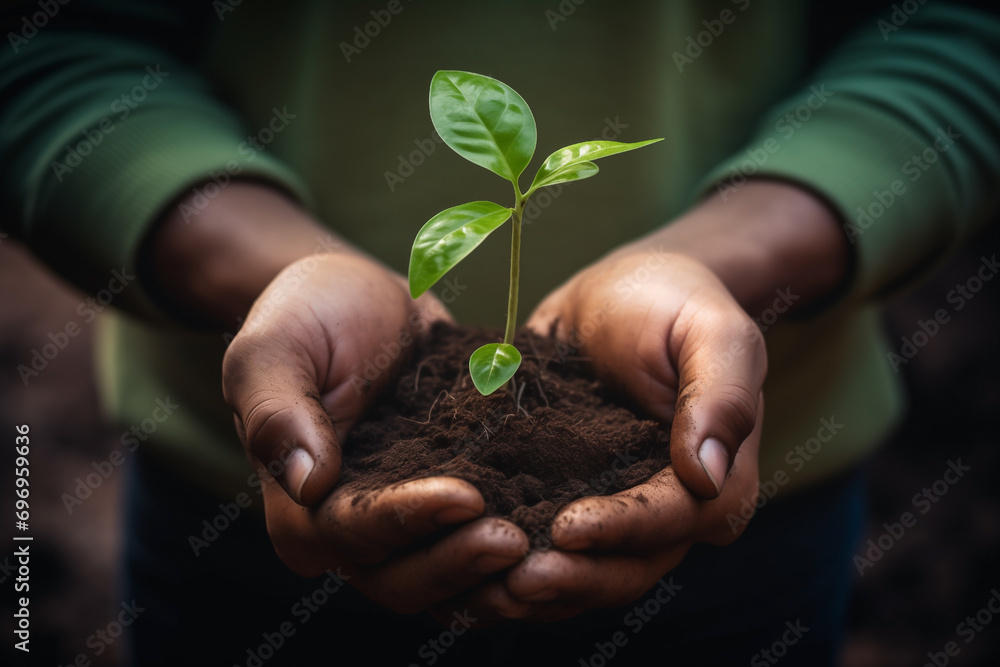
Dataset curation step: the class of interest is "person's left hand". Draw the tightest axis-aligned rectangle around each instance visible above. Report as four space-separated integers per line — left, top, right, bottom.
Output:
437 250 767 622
428 180 851 623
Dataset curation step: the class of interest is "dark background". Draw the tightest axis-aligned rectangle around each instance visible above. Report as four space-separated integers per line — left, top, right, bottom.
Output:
1 213 998 665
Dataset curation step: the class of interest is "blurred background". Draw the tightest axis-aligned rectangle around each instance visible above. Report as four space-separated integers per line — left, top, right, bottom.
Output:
1 213 998 665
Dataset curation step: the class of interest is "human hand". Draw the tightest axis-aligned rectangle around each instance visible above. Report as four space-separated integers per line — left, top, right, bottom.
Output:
472 419 762 622
144 180 531 613
410 251 765 622
526 178 846 500
528 252 767 498
222 253 529 611
470 180 846 621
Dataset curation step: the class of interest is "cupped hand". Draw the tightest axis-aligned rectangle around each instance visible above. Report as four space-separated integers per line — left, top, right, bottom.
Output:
529 251 767 499
473 250 768 621
222 253 528 612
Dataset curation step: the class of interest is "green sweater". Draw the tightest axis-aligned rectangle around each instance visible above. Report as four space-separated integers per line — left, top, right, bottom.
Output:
3 0 999 499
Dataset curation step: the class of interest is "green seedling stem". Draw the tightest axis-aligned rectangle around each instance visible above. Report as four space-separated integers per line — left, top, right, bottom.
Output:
408 70 662 396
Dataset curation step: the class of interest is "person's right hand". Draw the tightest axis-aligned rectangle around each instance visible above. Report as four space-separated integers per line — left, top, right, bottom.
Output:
222 252 528 613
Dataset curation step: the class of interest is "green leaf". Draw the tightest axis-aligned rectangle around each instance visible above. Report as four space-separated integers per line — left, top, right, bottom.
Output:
409 201 512 298
469 343 522 395
430 70 537 183
528 139 663 194
528 160 599 191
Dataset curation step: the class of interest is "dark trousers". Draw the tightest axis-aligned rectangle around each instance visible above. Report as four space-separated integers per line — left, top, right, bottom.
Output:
122 450 866 666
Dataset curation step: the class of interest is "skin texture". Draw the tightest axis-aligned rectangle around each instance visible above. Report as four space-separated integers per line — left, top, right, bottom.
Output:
148 182 530 614
433 180 849 622
146 177 848 622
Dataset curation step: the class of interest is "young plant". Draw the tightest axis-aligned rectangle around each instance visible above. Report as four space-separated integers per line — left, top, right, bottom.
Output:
408 70 662 396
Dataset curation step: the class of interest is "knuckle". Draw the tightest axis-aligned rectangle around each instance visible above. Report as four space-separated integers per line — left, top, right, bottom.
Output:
243 398 296 458
713 384 759 439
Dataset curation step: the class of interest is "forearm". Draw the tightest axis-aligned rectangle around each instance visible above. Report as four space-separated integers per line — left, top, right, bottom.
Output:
0 3 317 322
691 4 1000 306
144 181 368 329
612 180 851 317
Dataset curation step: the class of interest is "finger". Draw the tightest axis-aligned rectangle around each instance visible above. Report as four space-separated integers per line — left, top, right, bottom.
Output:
688 400 764 546
504 548 683 614
223 328 339 507
426 580 535 629
548 468 698 552
263 474 490 573
326 476 488 558
550 408 763 556
668 301 766 499
466 581 534 621
352 518 529 614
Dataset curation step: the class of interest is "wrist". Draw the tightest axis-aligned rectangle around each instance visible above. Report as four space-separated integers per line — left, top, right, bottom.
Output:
141 180 357 329
621 179 851 316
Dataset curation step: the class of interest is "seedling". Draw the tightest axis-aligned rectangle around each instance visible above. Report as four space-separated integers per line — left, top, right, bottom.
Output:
408 70 662 395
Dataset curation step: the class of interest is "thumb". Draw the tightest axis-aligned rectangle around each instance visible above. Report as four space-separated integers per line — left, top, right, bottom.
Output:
223 334 341 507
669 318 767 499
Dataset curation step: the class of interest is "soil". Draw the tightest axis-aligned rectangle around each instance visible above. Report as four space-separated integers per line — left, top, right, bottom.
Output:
339 322 671 538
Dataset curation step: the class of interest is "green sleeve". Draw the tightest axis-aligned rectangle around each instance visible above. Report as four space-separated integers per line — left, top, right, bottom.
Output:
0 0 311 321
698 3 1000 303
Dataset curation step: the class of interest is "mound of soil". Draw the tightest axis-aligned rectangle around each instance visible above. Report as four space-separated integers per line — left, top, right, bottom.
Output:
340 322 671 538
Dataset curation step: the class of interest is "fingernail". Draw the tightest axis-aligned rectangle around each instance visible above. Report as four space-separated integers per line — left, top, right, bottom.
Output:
699 437 729 495
285 448 315 503
432 505 481 525
472 553 518 575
